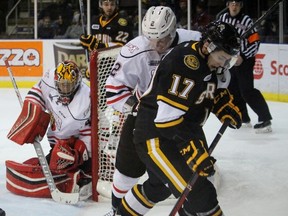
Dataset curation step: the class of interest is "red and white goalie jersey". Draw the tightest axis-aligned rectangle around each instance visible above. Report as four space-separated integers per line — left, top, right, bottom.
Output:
25 68 91 153
105 28 202 112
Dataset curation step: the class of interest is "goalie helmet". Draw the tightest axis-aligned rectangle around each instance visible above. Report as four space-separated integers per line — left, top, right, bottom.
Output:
54 61 82 99
201 21 240 56
142 6 177 40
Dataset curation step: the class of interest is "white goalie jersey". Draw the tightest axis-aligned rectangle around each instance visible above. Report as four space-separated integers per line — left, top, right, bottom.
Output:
25 68 91 153
106 28 202 113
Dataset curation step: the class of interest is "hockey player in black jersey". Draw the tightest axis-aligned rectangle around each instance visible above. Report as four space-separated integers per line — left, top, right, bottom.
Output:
80 0 134 51
117 21 242 216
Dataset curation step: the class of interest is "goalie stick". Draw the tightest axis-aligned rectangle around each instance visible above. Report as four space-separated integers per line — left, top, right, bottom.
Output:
4 58 79 204
169 120 230 216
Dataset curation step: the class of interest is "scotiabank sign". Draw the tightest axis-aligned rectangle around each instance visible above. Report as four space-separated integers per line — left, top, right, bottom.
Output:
254 54 265 79
271 60 288 76
0 41 43 76
253 43 288 96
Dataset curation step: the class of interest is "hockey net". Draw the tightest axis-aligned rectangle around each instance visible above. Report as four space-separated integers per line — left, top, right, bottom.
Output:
89 46 126 201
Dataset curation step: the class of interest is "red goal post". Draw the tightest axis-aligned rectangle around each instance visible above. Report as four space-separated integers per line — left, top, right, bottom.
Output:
89 46 126 201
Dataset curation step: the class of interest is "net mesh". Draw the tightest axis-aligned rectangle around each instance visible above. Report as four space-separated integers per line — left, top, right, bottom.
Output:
90 47 127 199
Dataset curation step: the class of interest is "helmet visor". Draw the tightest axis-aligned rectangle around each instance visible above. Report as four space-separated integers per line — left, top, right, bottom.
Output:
209 50 238 71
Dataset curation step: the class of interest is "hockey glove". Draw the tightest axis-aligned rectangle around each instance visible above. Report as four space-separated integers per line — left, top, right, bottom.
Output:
178 139 216 177
49 139 89 173
212 88 242 129
80 34 99 51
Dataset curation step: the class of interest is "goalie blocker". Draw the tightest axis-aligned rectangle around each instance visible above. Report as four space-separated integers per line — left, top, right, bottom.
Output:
7 100 50 145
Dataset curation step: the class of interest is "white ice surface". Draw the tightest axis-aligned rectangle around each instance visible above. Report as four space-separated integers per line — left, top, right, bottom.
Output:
0 88 288 216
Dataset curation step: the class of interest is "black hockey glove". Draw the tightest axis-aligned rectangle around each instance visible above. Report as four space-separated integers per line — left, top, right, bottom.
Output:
178 139 216 177
80 34 99 51
212 88 242 129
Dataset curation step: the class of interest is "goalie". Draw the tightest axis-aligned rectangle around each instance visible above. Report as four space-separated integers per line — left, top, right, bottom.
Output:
6 60 92 200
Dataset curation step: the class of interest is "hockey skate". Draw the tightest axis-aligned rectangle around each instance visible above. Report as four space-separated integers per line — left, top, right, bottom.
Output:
241 121 252 128
254 120 272 133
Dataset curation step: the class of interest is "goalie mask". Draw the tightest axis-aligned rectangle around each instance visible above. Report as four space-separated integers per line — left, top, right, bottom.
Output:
54 61 82 104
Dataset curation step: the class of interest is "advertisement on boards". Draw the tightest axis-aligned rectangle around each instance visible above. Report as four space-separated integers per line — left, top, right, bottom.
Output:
1 39 288 101
0 39 86 87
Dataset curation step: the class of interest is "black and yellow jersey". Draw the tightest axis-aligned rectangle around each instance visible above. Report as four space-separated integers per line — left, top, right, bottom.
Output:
91 12 134 46
134 41 218 143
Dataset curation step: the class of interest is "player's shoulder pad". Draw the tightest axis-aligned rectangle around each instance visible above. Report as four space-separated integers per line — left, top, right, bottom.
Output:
176 28 202 42
120 36 152 58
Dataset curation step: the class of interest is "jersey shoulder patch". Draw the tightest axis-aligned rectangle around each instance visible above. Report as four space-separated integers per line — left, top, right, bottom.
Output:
118 18 128 26
184 55 200 70
120 36 151 57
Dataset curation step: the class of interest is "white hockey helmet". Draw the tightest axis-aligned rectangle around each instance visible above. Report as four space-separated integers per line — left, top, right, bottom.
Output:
142 6 177 40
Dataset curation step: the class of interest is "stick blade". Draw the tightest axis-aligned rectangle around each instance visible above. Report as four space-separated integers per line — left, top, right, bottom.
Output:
51 189 79 204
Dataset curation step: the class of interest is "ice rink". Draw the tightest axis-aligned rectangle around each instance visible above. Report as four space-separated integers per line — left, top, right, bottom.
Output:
0 88 288 216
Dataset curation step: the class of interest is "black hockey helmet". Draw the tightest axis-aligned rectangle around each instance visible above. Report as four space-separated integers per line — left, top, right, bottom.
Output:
201 21 240 56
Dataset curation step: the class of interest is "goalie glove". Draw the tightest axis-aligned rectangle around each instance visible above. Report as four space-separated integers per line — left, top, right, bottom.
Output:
7 100 50 145
49 139 89 173
212 88 242 129
178 139 216 177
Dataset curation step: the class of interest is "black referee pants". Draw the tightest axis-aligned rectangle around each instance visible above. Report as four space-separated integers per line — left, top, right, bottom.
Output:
229 57 272 122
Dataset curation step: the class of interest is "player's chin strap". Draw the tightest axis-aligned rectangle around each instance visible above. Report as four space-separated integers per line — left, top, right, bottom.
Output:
4 58 79 204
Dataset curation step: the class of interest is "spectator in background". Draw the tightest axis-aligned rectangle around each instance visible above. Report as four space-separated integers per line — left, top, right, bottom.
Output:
38 16 55 39
55 12 83 39
191 0 213 31
53 15 69 37
176 0 188 29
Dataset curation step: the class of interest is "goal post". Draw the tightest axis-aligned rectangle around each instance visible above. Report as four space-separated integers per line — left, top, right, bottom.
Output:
89 46 125 201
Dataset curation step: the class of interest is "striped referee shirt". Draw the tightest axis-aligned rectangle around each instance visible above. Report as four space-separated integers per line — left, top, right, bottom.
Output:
218 12 260 59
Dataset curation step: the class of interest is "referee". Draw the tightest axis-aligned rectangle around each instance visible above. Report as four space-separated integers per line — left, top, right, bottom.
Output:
218 0 272 133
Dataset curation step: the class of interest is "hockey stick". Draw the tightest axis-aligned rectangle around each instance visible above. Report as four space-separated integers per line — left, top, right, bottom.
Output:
169 120 230 216
79 0 90 71
4 58 79 204
241 0 284 38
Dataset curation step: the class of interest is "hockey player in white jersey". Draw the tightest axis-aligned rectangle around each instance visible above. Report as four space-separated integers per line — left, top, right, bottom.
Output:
6 60 92 200
104 6 202 215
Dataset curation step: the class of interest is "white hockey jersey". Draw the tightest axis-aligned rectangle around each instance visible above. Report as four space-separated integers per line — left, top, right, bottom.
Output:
25 68 91 154
106 28 202 113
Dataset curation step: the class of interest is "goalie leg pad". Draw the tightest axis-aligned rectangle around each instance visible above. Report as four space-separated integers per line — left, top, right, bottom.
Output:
6 159 68 198
6 159 91 199
7 100 50 145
